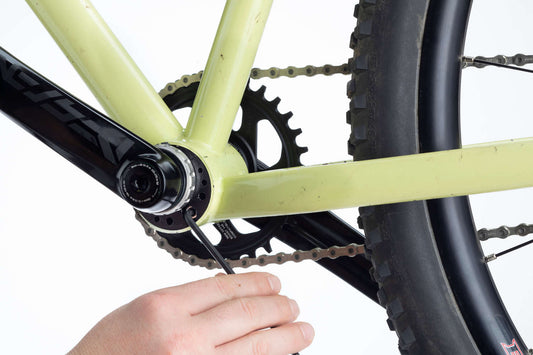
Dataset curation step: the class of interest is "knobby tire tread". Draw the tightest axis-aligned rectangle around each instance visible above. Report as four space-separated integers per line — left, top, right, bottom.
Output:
347 1 478 353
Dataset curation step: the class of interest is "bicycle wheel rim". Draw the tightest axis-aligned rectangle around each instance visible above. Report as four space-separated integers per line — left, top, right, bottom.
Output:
419 0 527 352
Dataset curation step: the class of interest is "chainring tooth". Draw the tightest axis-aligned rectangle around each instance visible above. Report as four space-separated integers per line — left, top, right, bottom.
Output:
147 76 307 261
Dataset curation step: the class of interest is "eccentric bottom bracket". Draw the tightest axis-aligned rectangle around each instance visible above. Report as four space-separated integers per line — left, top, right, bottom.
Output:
119 161 163 207
118 151 185 214
139 146 212 231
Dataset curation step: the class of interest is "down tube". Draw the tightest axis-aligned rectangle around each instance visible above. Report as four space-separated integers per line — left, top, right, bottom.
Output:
213 139 533 220
25 0 183 145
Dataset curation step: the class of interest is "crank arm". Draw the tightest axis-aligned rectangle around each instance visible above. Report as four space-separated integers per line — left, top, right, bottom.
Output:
0 47 183 214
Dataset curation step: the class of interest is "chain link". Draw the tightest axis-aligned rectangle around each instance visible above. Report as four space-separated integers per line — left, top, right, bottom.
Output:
158 63 350 98
480 223 533 263
477 223 533 241
463 54 533 69
250 63 350 80
136 212 364 270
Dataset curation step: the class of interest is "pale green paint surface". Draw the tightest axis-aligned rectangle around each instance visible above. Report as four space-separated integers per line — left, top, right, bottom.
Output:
185 0 272 154
159 141 248 231
24 0 533 224
213 139 533 220
26 0 183 145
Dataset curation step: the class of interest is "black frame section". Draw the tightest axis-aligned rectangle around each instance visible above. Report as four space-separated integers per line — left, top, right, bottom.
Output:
0 47 182 212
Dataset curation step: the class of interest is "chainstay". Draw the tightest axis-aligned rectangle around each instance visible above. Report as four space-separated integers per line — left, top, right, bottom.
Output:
136 212 364 270
155 64 533 269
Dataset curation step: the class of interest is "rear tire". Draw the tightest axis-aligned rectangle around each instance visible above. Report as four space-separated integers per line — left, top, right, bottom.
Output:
348 0 527 353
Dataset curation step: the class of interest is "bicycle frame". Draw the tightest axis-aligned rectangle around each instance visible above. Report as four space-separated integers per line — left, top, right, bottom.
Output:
7 0 533 225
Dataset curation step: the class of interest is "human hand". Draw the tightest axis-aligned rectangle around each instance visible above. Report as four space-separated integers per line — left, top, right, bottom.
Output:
68 272 314 354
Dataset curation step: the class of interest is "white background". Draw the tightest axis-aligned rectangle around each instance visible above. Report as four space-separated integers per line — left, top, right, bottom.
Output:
0 0 532 354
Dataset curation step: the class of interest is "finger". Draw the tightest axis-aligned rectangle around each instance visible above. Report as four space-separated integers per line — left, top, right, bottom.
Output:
194 295 299 346
159 272 281 315
216 322 315 355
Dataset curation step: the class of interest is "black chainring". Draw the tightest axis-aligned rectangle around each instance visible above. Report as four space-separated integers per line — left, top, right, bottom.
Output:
158 81 307 260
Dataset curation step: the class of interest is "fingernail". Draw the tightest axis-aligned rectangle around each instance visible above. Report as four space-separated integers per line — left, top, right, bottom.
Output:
299 323 315 342
289 299 300 317
267 275 281 292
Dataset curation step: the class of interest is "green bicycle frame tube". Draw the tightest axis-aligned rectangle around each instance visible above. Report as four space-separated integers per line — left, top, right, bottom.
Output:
214 138 533 220
22 0 533 223
185 0 272 154
25 0 184 145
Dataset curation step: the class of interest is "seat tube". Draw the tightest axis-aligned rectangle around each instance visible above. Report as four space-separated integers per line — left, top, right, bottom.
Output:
185 0 273 155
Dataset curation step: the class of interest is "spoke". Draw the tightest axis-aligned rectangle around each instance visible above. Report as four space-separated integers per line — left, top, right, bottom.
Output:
484 239 533 263
472 58 533 74
480 223 533 262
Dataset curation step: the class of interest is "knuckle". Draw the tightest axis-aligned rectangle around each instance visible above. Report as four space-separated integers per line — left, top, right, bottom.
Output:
131 292 168 323
251 338 270 355
258 273 276 293
213 275 234 299
279 296 296 318
251 272 278 294
248 272 269 291
237 298 257 320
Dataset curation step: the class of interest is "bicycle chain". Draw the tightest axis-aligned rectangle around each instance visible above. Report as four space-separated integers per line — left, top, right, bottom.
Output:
462 53 533 69
477 223 533 241
159 62 350 98
480 223 533 263
136 211 364 269
140 62 363 270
